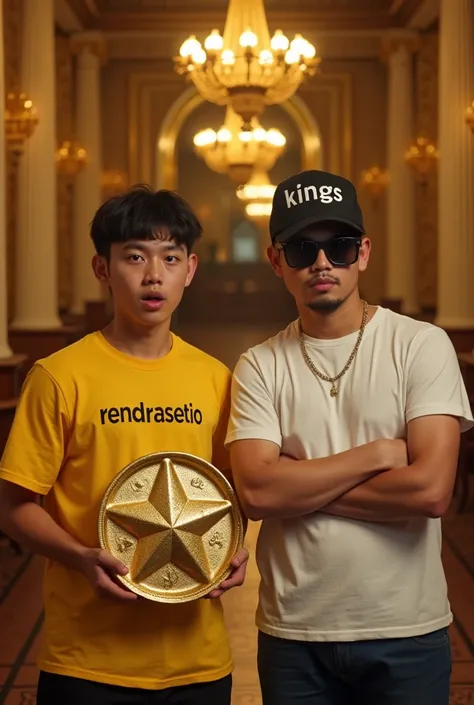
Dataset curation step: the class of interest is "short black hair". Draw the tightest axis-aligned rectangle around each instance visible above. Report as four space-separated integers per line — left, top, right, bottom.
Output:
90 185 202 259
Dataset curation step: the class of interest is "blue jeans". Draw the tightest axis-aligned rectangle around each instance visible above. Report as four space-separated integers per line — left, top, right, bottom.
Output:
258 628 451 705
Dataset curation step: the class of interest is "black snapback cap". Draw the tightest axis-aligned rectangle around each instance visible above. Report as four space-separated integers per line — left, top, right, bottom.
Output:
269 170 365 243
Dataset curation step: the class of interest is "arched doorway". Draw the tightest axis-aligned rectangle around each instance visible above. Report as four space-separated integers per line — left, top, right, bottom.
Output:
155 87 323 191
157 90 323 262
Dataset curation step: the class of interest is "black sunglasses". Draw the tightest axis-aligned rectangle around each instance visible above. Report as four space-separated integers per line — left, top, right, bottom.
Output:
275 236 362 269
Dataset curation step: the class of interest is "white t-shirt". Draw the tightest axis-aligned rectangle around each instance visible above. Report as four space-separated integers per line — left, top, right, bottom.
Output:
226 307 473 642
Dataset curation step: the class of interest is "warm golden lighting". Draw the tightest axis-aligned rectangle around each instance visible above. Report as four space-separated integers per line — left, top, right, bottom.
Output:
193 106 286 184
245 202 272 218
101 169 128 199
359 166 390 201
55 140 87 176
405 136 438 179
175 0 319 128
466 102 474 132
4 91 38 155
236 169 275 220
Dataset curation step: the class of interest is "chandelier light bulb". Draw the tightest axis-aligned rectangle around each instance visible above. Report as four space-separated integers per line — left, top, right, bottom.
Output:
246 202 272 218
285 49 299 65
270 29 289 52
303 42 316 59
290 34 307 55
259 50 274 66
216 127 232 142
251 127 266 142
266 128 285 147
179 35 201 58
204 29 224 52
193 128 216 148
239 130 253 143
221 49 235 65
192 48 207 65
239 28 258 48
237 183 276 200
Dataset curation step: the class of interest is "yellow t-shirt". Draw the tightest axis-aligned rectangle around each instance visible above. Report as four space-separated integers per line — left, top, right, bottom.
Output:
0 331 234 689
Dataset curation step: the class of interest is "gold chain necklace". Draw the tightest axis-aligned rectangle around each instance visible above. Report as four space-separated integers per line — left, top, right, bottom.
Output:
298 301 369 397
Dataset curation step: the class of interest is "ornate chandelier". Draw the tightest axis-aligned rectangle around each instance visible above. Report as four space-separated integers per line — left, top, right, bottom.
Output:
175 0 319 129
4 91 38 156
193 106 285 184
55 140 87 176
359 166 390 201
404 136 438 179
236 169 276 219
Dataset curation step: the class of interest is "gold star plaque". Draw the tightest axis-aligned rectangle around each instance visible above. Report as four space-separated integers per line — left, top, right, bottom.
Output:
98 452 244 603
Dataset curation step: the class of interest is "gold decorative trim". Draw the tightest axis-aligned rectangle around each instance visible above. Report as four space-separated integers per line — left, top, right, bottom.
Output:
70 31 108 64
128 72 352 189
78 9 397 33
380 32 421 61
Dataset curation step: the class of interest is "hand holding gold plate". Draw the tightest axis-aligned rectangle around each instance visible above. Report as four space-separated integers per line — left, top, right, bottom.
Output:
98 452 244 603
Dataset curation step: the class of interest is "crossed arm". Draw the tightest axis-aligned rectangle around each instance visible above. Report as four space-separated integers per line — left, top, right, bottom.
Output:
321 415 461 521
230 414 461 522
228 315 470 524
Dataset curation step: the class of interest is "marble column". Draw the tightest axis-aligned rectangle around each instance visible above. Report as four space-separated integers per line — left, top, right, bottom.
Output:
0 0 12 357
70 32 106 315
10 0 61 330
435 0 474 329
384 34 419 315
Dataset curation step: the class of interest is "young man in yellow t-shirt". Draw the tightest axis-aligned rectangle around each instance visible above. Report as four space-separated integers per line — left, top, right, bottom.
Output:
0 186 248 705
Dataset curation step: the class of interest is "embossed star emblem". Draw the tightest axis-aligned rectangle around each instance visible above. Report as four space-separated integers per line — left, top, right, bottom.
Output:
106 458 231 584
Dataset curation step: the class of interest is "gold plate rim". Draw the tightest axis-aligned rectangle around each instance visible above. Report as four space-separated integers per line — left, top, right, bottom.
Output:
98 451 244 603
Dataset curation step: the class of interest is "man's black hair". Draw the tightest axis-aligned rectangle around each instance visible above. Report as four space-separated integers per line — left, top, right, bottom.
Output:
90 185 203 260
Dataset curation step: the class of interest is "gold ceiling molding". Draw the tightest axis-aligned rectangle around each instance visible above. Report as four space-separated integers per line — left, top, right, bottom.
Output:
98 0 376 6
70 30 108 64
380 30 421 61
102 10 393 35
127 73 352 189
64 0 431 32
72 11 393 33
65 0 429 32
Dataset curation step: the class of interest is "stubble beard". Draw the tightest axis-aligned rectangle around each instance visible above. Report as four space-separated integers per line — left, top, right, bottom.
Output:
306 296 345 313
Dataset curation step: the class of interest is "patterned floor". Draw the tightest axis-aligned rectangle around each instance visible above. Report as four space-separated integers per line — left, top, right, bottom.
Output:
0 324 473 704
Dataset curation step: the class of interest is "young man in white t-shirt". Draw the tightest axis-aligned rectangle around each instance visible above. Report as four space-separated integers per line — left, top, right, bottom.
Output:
226 169 473 705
